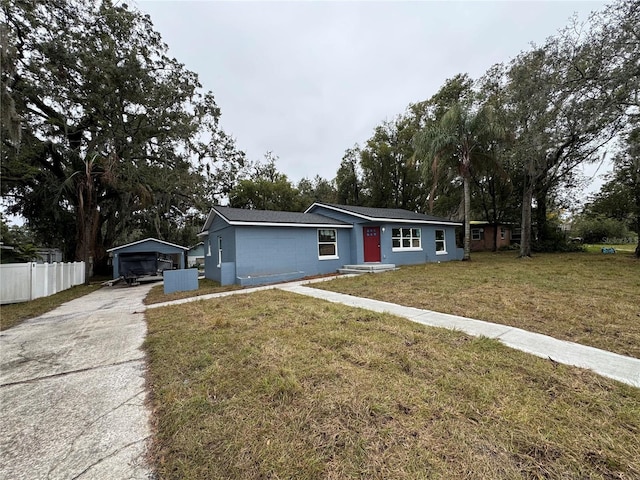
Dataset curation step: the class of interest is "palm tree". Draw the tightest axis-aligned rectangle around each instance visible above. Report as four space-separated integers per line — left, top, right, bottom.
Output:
414 102 502 260
15 243 40 262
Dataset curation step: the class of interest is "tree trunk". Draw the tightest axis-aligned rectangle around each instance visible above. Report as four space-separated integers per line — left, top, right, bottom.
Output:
635 179 640 259
427 154 440 214
463 174 471 261
534 188 548 246
74 161 100 282
520 184 533 257
635 211 640 259
75 204 99 281
491 178 498 252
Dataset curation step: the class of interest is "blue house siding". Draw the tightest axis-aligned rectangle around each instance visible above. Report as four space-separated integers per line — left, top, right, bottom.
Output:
416 225 463 262
370 224 462 264
204 220 236 284
307 206 463 265
200 204 462 287
301 209 378 264
204 224 350 286
379 224 425 265
233 226 349 286
163 268 198 294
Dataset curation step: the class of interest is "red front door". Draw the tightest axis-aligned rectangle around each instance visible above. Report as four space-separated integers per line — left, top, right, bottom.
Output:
363 226 381 262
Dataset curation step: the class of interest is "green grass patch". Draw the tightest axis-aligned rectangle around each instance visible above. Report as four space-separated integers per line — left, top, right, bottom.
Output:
315 251 640 358
0 283 101 330
144 290 640 479
144 278 241 305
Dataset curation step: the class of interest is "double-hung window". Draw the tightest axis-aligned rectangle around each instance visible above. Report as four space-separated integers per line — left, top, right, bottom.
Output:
318 229 338 259
392 228 421 251
471 228 483 241
435 229 447 254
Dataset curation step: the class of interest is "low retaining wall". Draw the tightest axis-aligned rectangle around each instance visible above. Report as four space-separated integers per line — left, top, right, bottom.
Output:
163 269 198 294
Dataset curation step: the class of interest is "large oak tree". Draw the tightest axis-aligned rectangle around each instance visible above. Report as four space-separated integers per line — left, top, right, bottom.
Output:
1 0 241 277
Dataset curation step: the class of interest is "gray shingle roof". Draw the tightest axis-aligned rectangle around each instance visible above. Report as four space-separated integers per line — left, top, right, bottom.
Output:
200 204 461 235
310 203 461 224
211 206 351 226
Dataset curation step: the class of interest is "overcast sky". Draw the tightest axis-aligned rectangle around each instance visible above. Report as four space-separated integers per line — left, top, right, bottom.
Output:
136 0 611 195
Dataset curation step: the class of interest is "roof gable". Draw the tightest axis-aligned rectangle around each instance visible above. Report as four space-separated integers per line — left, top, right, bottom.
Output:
200 206 352 233
306 203 462 226
107 237 188 253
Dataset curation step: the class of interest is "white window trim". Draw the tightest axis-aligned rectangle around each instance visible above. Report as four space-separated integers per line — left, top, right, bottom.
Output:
217 236 222 267
393 247 423 252
471 229 482 241
435 229 448 255
318 228 339 260
391 227 423 252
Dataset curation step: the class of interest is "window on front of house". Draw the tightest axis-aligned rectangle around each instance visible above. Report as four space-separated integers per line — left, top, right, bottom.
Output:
392 228 421 251
318 229 338 259
435 229 447 254
471 228 483 241
500 227 506 240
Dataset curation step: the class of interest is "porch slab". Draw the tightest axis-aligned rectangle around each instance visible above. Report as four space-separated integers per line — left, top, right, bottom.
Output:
338 263 397 274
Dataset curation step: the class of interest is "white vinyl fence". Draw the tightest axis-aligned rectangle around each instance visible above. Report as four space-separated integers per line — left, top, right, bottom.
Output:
0 262 85 305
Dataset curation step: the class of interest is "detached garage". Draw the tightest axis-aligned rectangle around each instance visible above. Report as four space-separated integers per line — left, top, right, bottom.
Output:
107 238 188 281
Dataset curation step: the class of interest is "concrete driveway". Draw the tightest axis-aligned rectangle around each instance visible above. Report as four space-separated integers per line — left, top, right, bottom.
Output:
0 284 155 480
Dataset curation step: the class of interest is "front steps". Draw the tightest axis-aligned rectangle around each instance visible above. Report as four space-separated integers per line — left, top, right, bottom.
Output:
338 263 397 274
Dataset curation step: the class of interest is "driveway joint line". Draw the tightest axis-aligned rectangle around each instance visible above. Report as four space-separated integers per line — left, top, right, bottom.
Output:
0 357 146 388
68 435 152 480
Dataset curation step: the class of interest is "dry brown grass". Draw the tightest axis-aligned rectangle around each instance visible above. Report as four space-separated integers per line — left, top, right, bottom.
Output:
144 290 640 480
144 278 241 305
315 251 640 358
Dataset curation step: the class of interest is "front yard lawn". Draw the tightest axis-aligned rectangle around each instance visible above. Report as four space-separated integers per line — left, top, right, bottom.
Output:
144 278 241 305
315 251 640 358
144 290 640 479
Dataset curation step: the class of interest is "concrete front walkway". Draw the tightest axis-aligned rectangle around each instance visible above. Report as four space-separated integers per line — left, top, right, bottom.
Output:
279 284 640 388
147 277 640 388
0 284 155 480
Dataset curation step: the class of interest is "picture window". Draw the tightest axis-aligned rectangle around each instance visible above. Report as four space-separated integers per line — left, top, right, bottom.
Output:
392 228 421 251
